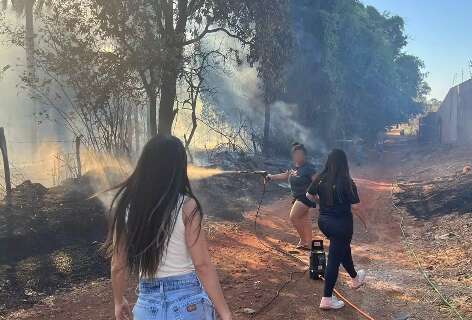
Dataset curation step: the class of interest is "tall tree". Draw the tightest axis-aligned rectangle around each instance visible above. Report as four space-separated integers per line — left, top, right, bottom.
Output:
2 0 45 147
2 0 44 80
2 1 144 154
283 0 429 145
248 0 292 155
3 0 293 152
96 0 289 137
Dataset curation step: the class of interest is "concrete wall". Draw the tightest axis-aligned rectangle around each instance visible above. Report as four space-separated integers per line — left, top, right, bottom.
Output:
457 79 472 144
437 79 472 145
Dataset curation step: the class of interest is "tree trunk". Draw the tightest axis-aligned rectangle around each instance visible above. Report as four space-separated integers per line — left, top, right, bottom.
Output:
125 110 133 157
158 65 178 136
0 128 12 196
25 1 34 75
134 107 140 153
25 0 37 148
184 102 197 163
262 98 271 156
75 136 82 178
148 93 157 138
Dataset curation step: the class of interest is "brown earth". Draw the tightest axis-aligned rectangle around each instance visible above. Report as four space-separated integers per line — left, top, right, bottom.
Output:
3 134 470 320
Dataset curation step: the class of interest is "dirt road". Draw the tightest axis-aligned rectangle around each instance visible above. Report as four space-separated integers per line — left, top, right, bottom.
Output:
5 136 454 320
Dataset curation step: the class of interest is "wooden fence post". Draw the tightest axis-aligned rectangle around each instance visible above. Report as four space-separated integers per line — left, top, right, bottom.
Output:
0 127 12 195
75 136 82 178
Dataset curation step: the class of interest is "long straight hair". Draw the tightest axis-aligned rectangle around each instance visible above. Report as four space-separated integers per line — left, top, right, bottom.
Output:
314 149 355 205
102 135 202 277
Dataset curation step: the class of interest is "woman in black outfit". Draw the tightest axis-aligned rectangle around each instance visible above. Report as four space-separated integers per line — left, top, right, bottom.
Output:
306 149 367 310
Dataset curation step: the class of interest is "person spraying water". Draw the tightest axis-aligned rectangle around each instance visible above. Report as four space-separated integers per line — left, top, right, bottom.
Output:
265 142 317 251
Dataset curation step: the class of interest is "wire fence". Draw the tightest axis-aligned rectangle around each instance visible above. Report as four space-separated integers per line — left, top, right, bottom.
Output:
0 163 29 197
0 135 134 199
8 140 75 144
0 138 80 198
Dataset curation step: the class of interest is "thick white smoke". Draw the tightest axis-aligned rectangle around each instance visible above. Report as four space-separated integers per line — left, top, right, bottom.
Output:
201 33 327 154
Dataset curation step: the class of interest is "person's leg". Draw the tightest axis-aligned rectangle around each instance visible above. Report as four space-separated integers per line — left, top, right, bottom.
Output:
323 238 345 297
341 241 367 289
302 206 313 247
319 219 345 309
341 241 357 278
289 201 311 247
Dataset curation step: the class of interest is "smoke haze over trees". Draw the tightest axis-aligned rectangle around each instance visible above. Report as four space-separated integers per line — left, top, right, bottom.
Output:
0 0 429 158
190 0 430 154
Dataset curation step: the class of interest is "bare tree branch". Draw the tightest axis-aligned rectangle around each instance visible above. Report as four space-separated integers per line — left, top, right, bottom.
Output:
183 25 253 46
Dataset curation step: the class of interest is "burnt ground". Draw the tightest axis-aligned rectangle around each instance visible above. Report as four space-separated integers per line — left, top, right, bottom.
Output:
392 139 472 317
0 177 108 313
1 134 471 320
0 161 287 317
192 171 287 222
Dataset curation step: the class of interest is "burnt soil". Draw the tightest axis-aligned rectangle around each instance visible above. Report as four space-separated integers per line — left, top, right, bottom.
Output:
395 171 472 219
0 177 108 313
2 134 471 320
0 163 287 316
392 138 472 318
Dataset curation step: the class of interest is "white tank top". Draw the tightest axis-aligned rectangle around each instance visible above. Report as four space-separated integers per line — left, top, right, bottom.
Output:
154 196 195 278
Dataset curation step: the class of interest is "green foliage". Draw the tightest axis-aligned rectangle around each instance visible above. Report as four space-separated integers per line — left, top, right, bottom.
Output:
283 0 429 144
1 0 429 153
248 0 292 102
1 0 291 149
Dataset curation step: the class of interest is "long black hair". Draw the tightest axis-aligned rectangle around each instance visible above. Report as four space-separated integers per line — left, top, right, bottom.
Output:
102 135 202 277
313 149 357 206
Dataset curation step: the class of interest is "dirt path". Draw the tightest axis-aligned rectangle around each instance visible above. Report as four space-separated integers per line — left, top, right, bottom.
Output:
5 136 452 320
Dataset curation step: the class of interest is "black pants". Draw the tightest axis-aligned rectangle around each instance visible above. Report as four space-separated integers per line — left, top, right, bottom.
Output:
318 214 357 297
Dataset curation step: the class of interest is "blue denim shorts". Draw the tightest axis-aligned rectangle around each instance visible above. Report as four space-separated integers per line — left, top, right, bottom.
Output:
133 272 216 320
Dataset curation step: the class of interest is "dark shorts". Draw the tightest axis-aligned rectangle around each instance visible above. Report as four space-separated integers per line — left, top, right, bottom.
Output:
292 195 316 208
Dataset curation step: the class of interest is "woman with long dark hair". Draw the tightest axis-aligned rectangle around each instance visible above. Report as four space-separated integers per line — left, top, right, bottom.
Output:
267 142 317 250
103 135 232 320
306 149 367 310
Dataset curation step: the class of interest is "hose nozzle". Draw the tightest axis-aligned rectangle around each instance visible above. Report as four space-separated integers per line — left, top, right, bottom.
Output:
252 170 268 177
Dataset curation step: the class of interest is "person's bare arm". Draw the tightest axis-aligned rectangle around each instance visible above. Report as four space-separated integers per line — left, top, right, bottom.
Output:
267 171 289 181
184 199 232 320
111 243 131 320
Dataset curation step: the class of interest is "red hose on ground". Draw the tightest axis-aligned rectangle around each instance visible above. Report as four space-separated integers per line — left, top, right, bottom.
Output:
329 281 376 320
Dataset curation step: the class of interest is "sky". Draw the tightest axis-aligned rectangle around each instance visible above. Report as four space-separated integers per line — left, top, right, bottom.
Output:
362 0 472 100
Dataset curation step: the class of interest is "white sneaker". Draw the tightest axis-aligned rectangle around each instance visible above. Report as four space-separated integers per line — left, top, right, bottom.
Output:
352 269 366 289
319 295 345 310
